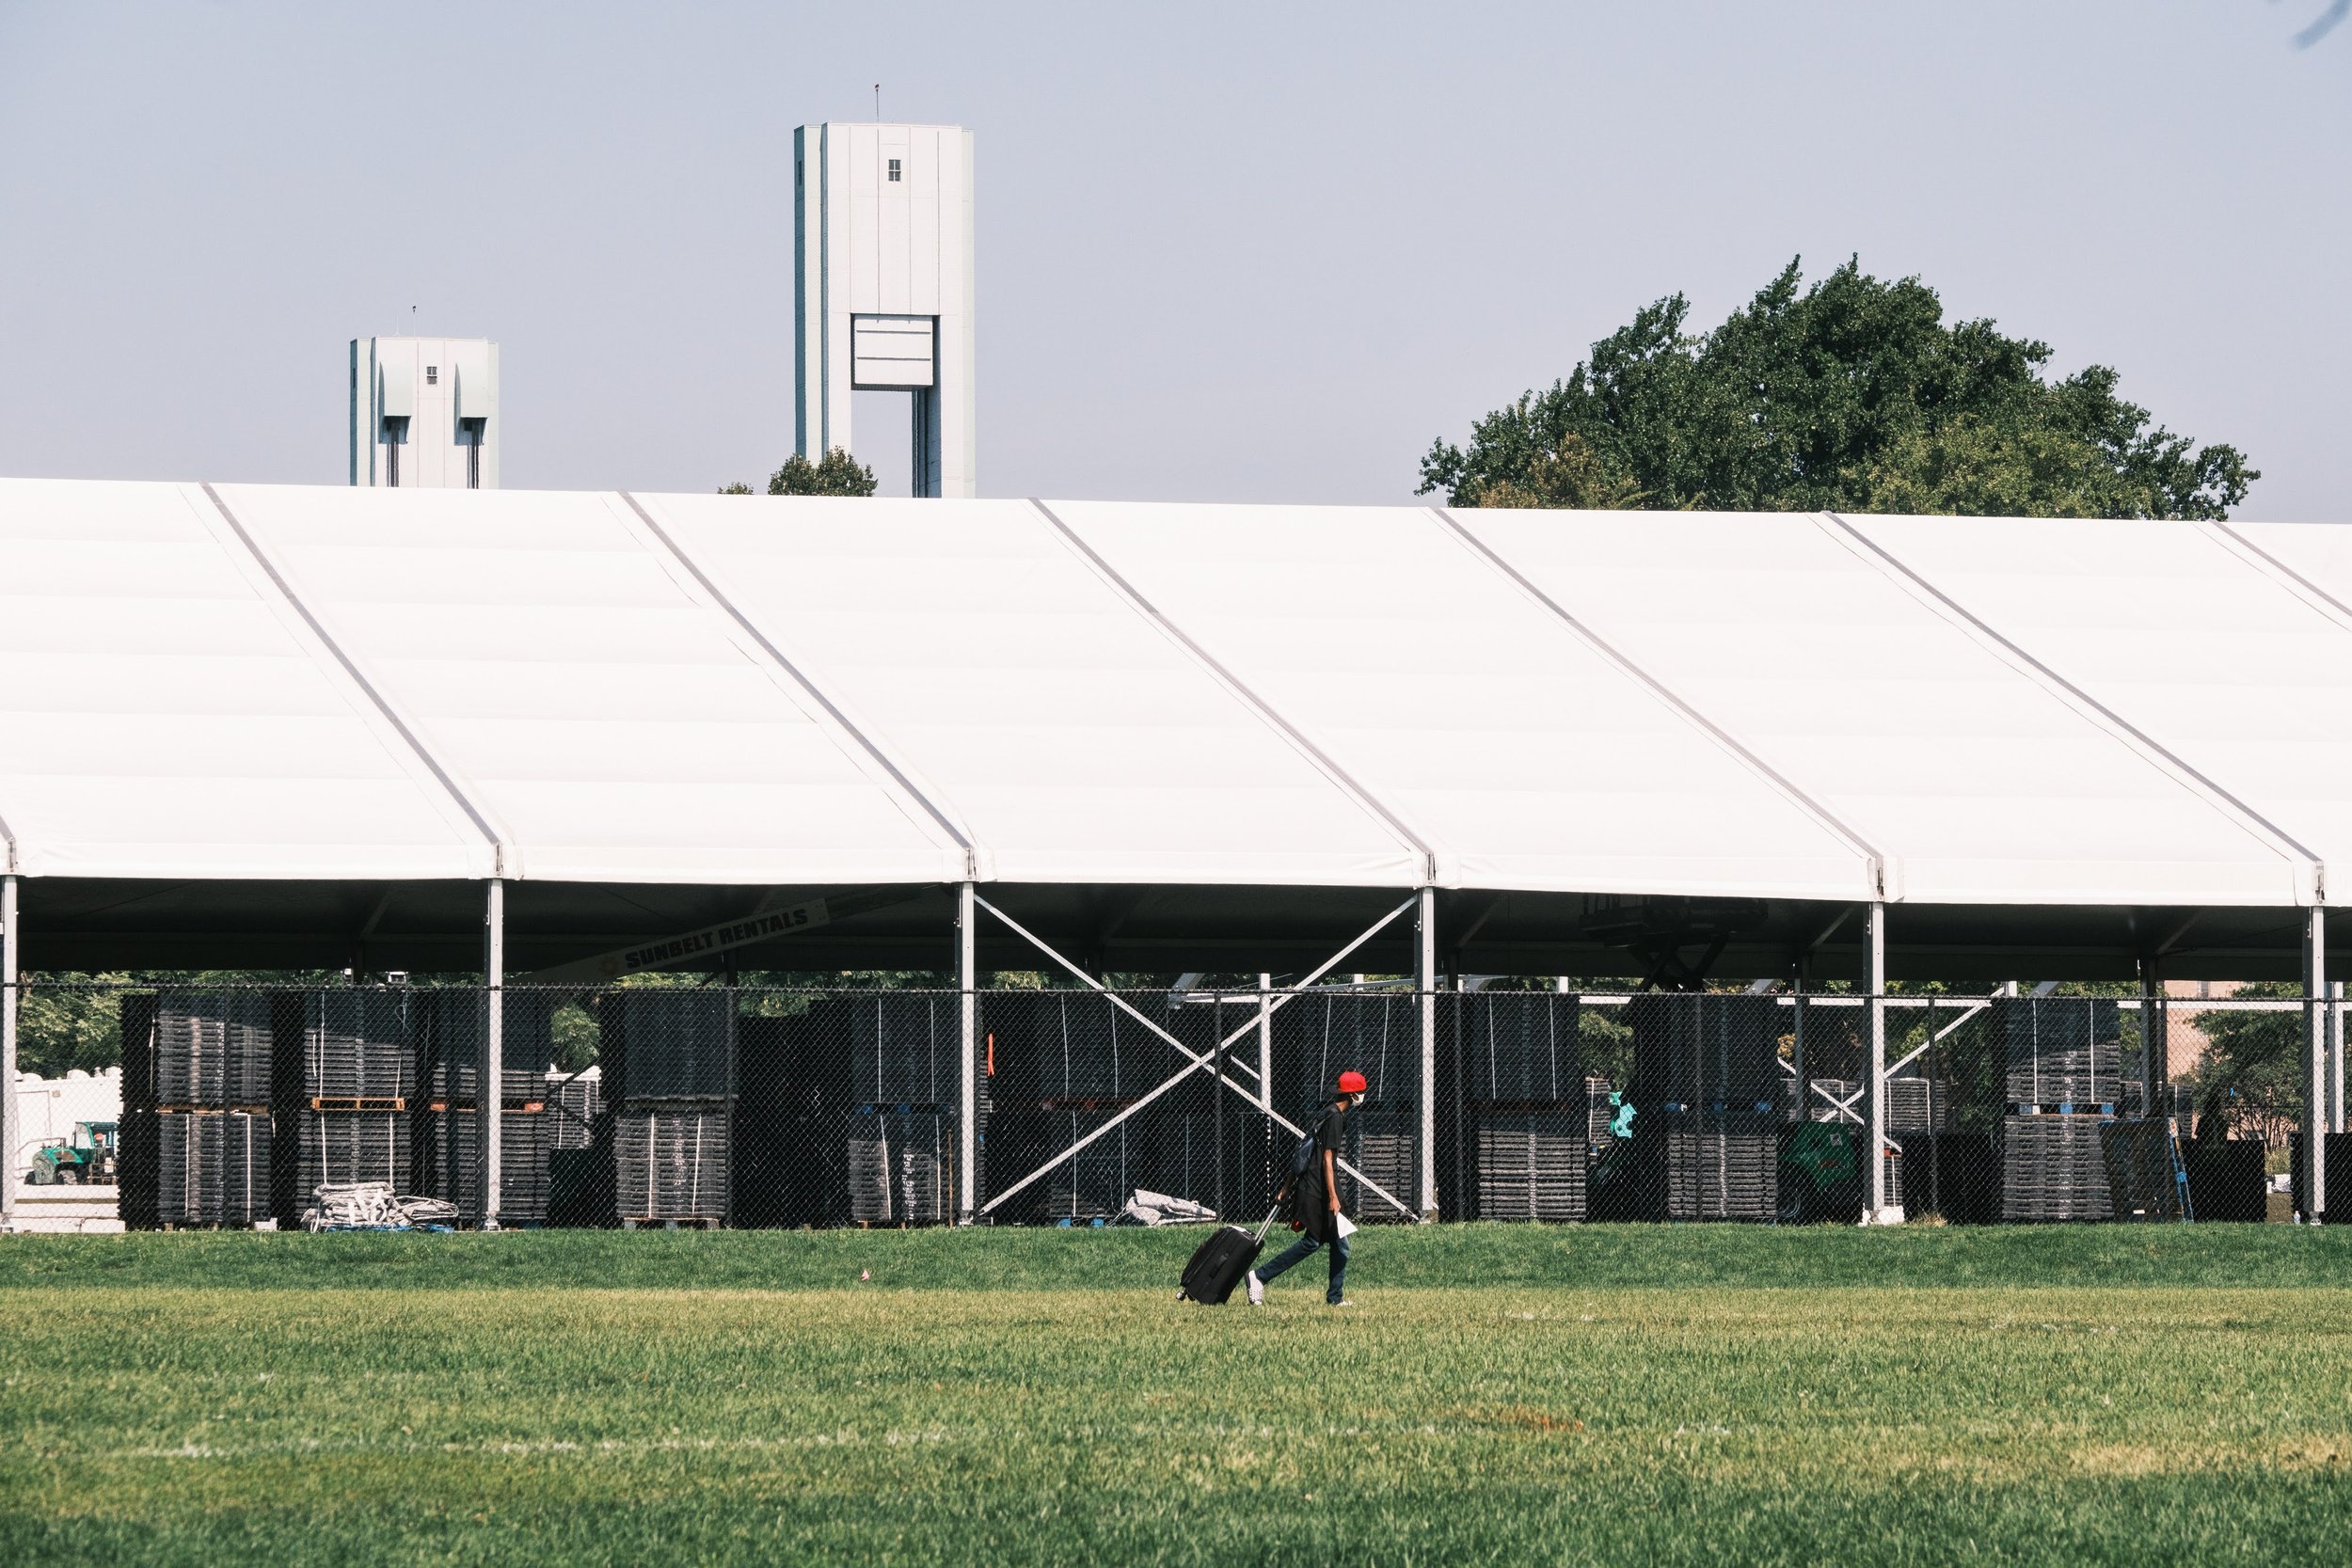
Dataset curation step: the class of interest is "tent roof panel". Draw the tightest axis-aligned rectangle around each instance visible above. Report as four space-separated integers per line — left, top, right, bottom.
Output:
1848 514 2342 893
211 483 966 885
1045 499 1876 900
0 479 488 879
634 493 1424 887
1457 508 2302 906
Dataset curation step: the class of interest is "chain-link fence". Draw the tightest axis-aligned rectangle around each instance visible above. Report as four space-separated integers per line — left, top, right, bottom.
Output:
27 981 2340 1230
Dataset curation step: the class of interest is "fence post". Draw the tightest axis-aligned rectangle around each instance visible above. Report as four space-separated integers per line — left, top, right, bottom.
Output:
1865 900 1895 1223
1 873 17 1232
958 879 977 1225
1258 974 1273 1213
1791 956 1807 1128
483 877 503 1231
2303 908 2326 1223
1418 886 1437 1221
2332 979 2345 1138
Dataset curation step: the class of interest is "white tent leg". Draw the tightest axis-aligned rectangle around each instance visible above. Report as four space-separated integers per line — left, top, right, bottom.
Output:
1863 900 1901 1224
2304 908 2326 1224
483 878 504 1232
1 874 17 1232
959 880 977 1224
1417 886 1438 1221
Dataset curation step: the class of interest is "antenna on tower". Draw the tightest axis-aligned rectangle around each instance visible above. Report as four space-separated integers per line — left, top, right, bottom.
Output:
874 83 881 120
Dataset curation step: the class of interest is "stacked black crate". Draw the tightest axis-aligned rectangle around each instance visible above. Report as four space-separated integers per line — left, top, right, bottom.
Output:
2099 1119 2187 1220
274 990 415 1222
411 990 556 1226
1995 997 2119 1221
983 991 1144 1224
1886 1075 1949 1134
1464 991 1584 1222
732 1005 839 1227
1626 994 1782 1221
842 992 959 1225
119 991 276 1228
604 990 734 1226
549 1069 602 1149
1146 996 1271 1222
1280 991 1420 1224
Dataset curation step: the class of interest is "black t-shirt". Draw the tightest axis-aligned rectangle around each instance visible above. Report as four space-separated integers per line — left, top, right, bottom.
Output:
1316 1104 1350 1165
1295 1103 1350 1237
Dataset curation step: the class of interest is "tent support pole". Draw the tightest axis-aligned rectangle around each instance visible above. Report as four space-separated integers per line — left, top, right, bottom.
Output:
483 878 503 1232
2139 956 2160 1118
2303 908 2326 1223
958 880 977 1225
1865 900 1898 1224
1418 886 1438 1221
1 874 18 1232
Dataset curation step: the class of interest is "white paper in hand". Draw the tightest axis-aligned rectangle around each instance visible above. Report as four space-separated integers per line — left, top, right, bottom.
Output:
1335 1212 1358 1239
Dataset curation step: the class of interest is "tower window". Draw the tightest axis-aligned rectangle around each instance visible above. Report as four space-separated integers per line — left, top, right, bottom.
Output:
425 365 437 385
888 158 901 182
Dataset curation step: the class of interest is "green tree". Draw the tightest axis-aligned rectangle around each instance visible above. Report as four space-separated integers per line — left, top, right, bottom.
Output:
15 976 129 1077
716 482 755 495
767 448 878 498
2177 983 2303 1149
1420 258 2255 519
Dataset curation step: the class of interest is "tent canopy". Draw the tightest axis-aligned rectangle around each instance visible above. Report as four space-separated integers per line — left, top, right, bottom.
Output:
3 480 2346 973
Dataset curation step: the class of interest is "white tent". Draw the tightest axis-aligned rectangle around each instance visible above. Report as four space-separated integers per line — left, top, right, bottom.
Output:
2 477 2345 911
7 477 2349 1224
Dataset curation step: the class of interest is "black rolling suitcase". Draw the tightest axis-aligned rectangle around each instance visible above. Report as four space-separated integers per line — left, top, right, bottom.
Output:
1178 1210 1278 1304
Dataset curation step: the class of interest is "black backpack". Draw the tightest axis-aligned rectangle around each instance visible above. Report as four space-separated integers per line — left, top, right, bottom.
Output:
1283 1111 1331 1186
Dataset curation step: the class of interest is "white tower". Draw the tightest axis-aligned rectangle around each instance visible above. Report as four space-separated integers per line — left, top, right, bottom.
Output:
793 123 976 498
350 337 500 488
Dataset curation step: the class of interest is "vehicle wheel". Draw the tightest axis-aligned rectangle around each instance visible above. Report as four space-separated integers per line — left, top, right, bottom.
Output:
56 1166 80 1185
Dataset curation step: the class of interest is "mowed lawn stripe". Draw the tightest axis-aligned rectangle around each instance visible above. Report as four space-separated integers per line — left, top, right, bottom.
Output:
6 1254 2351 1566
8 1222 2352 1292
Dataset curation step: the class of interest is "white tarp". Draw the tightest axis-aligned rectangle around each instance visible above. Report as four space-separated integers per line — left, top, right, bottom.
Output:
1045 500 1876 901
635 494 1422 887
0 477 2341 908
1846 514 2338 901
0 479 488 879
212 483 966 885
1453 508 2307 908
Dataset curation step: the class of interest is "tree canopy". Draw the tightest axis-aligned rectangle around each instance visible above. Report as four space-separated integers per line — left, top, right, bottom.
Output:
716 450 878 498
767 448 878 498
1419 258 2256 519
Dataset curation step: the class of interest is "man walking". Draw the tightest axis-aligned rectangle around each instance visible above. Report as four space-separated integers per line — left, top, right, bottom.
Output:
1248 1069 1366 1307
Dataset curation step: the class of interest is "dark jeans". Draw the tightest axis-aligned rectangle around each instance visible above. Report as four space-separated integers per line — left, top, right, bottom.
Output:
1254 1227 1349 1304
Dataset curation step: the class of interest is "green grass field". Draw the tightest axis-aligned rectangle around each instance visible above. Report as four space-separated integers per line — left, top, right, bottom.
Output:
5 1227 2349 1566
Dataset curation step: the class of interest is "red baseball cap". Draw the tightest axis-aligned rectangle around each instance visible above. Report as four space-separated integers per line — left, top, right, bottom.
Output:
1337 1070 1368 1094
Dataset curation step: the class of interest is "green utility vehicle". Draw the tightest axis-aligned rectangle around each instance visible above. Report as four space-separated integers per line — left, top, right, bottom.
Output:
26 1120 119 1186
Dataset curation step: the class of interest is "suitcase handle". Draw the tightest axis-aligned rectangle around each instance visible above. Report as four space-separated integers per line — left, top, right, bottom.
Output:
1251 1208 1279 1244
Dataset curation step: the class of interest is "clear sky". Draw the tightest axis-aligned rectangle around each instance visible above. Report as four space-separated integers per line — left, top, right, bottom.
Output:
2 1 2345 512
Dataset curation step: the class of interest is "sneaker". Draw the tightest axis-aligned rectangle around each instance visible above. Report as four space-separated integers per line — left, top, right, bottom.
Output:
1328 1299 1355 1307
1246 1272 1264 1307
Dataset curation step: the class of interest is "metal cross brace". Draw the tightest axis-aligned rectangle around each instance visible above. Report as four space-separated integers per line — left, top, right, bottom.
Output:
973 895 1420 1219
1886 999 1989 1078
1810 1079 1865 1125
